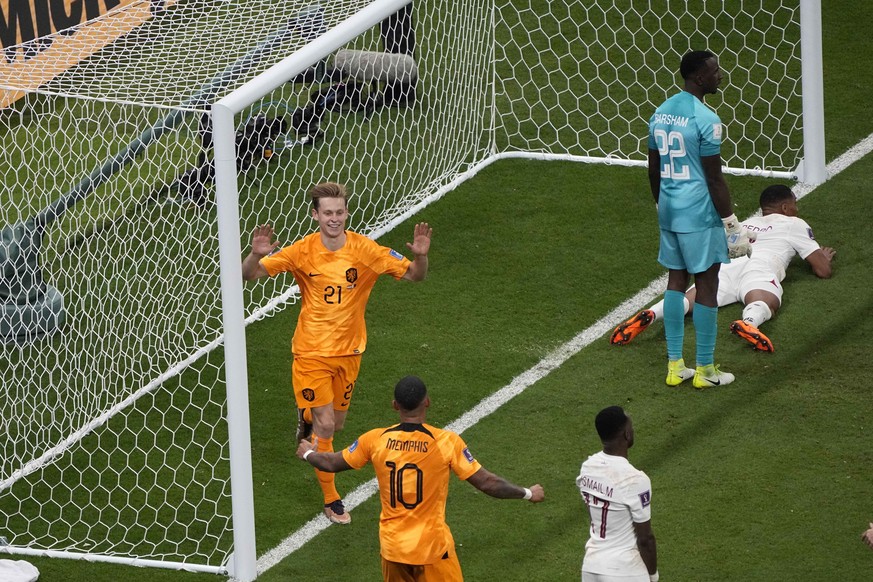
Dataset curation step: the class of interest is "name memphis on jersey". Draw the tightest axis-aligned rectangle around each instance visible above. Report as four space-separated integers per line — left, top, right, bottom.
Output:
384 438 429 453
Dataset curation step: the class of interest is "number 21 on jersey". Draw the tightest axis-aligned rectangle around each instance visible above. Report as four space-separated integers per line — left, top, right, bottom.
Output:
653 129 690 180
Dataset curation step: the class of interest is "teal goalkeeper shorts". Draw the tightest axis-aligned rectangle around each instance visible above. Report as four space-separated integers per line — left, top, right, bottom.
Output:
658 226 729 274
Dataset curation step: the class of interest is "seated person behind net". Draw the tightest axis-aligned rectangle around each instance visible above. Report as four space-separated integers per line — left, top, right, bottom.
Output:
611 184 835 353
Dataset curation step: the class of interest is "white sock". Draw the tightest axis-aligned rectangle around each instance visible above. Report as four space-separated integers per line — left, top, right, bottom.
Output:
650 297 689 321
742 301 772 328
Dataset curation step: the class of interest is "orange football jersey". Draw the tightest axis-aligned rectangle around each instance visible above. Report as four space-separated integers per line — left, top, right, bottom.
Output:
260 231 411 356
343 423 483 565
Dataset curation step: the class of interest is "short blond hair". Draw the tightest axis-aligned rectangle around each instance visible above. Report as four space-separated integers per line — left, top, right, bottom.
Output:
310 182 348 210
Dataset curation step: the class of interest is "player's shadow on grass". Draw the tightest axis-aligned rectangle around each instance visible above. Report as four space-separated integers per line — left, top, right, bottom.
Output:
637 292 872 474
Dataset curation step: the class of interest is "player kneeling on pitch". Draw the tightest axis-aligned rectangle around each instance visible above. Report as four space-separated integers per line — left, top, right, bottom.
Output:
298 375 544 582
611 184 835 354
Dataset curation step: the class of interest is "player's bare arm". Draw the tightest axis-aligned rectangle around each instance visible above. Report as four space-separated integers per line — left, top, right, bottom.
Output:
806 246 835 279
632 520 658 577
701 154 733 218
296 438 353 472
466 468 544 502
402 222 432 281
242 224 280 281
647 149 661 204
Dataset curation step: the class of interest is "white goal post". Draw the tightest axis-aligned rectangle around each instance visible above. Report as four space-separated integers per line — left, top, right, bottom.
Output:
0 0 823 580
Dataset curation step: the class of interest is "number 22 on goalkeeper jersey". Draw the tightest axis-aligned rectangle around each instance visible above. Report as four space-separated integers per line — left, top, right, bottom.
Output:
649 91 723 233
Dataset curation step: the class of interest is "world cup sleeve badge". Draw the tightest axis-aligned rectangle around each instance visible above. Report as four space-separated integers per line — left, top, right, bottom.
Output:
639 490 651 508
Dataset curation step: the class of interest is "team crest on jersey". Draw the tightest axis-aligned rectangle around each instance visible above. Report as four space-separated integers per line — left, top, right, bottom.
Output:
389 249 403 260
639 490 651 508
345 268 358 283
301 388 315 402
348 439 359 453
462 447 475 463
712 123 722 139
807 227 815 240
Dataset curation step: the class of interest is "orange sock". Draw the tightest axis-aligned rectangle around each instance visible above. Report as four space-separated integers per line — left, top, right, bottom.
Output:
303 408 313 424
314 435 340 504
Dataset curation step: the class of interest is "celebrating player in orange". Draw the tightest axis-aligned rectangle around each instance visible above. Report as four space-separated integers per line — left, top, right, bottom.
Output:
242 182 432 524
297 375 545 581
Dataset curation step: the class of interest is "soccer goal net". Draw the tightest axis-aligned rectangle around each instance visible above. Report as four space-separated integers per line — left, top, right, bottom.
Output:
0 0 818 579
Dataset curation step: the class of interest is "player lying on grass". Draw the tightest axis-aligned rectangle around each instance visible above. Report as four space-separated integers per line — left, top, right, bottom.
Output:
611 184 834 353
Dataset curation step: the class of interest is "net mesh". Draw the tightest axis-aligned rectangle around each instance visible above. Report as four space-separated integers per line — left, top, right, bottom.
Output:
495 0 803 171
1 0 492 569
2 1 380 108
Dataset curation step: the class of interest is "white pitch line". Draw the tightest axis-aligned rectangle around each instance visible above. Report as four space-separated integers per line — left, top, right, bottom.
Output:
253 133 873 578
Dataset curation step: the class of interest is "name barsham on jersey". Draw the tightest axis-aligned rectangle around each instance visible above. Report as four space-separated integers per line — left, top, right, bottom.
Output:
652 113 689 127
385 438 429 453
578 476 614 497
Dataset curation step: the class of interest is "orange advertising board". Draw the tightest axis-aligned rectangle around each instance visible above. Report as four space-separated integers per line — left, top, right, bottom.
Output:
0 0 177 107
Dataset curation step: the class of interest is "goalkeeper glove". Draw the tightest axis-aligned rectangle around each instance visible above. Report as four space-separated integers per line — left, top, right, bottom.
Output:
722 214 755 259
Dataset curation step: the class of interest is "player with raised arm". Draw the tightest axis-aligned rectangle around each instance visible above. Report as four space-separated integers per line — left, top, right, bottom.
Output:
611 184 834 353
648 50 753 389
242 182 432 524
578 406 658 582
297 375 545 581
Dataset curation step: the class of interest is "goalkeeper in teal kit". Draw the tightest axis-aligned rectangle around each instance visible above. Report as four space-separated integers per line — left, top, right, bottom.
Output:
644 50 753 389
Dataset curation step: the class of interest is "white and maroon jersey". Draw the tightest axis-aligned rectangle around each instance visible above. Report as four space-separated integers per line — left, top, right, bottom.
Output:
577 451 651 576
741 214 821 280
